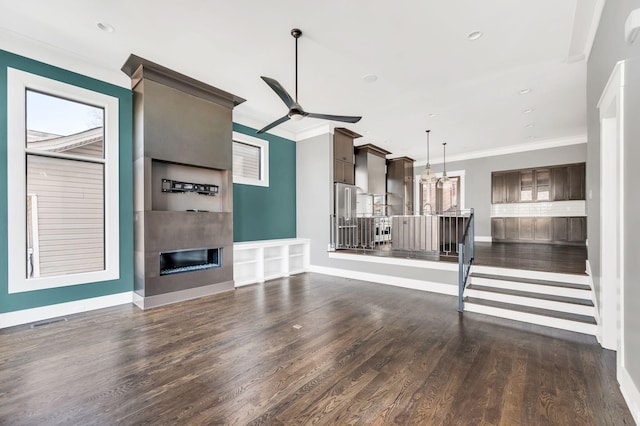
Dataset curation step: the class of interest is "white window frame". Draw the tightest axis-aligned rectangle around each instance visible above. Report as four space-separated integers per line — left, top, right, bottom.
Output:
232 131 269 187
7 68 120 293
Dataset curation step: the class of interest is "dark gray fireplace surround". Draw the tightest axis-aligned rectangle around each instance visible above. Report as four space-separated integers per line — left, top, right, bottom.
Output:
122 55 245 309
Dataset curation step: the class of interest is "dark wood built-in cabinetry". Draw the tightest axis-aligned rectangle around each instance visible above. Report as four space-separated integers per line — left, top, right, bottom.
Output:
333 128 361 185
387 157 415 215
492 217 586 245
491 163 585 203
491 162 586 245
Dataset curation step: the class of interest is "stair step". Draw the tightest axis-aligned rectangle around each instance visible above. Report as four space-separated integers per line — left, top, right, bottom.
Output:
466 285 594 316
464 299 597 336
464 297 596 325
467 284 593 306
471 265 589 286
470 273 591 290
470 275 591 299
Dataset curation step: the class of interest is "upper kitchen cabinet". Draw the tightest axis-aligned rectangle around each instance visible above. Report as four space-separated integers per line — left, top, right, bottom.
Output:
333 127 361 185
551 163 585 200
387 157 415 215
492 163 585 204
492 171 519 204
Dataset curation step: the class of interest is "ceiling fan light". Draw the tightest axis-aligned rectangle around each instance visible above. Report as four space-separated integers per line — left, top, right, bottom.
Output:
290 113 304 121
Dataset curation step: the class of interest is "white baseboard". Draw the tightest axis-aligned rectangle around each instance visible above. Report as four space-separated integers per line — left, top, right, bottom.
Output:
0 292 133 329
619 365 640 424
308 265 457 296
475 236 492 243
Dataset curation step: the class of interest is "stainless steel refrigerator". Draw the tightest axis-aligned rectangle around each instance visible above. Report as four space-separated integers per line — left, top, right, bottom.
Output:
334 183 358 249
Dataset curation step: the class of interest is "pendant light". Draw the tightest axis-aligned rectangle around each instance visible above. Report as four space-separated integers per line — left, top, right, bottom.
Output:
420 130 437 184
437 142 450 188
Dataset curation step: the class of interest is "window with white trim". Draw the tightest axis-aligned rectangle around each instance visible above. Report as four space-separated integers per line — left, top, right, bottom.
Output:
7 68 120 293
232 132 269 187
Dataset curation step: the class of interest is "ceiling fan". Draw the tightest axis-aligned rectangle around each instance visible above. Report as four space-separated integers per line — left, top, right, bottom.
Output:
257 28 362 134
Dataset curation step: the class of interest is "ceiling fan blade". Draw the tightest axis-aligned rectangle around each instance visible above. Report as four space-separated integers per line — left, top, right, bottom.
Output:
306 113 362 123
260 76 296 109
257 115 291 134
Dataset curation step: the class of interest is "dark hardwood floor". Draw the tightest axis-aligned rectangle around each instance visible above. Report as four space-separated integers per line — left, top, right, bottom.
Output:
473 242 588 275
343 241 588 275
0 273 631 425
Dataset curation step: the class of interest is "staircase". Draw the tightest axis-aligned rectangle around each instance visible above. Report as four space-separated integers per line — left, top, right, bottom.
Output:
463 265 596 335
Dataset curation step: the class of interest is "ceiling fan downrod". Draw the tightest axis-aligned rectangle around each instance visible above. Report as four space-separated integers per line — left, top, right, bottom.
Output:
291 28 301 103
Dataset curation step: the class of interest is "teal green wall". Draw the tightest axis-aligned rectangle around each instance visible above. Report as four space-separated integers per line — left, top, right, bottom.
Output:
0 50 134 314
233 123 296 242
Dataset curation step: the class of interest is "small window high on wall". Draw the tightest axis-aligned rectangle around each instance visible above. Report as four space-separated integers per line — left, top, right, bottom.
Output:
232 132 269 187
7 68 120 293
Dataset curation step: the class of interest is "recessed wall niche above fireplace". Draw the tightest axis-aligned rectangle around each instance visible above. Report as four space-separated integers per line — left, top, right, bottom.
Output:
122 55 245 309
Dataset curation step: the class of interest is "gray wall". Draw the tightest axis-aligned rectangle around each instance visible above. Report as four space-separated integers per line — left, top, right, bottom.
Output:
587 0 640 394
415 144 587 237
297 132 458 289
587 0 640 305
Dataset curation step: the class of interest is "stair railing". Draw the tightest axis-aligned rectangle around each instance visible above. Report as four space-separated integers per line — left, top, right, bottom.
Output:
458 208 475 312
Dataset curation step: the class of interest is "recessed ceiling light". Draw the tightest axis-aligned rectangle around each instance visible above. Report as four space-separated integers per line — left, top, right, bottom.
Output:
362 74 378 83
522 108 535 114
525 124 536 128
428 113 437 118
97 22 115 33
467 31 483 41
519 88 532 95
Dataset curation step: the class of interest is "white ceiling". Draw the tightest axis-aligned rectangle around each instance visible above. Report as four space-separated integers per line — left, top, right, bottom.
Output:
0 0 601 163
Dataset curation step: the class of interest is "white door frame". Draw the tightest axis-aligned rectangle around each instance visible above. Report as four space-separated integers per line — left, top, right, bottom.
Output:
597 60 625 362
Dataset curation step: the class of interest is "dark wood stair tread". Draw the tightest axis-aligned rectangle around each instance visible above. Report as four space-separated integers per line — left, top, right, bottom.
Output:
467 284 594 306
464 297 597 325
470 272 591 290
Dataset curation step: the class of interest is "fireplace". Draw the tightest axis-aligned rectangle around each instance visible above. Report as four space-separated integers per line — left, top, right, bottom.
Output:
160 248 221 276
122 55 245 309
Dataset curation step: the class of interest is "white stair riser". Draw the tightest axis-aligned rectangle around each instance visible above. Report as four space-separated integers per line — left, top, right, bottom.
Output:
471 277 591 299
471 266 590 286
464 303 597 336
465 289 595 316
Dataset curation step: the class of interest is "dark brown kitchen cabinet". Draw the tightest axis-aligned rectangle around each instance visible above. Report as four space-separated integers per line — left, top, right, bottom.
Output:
334 131 354 162
334 159 354 185
568 217 586 241
567 164 586 200
534 169 550 201
333 127 361 184
493 162 585 204
492 171 520 203
504 217 519 240
519 218 535 240
491 218 505 240
552 217 569 241
551 163 585 201
492 216 586 245
534 217 551 241
387 156 415 215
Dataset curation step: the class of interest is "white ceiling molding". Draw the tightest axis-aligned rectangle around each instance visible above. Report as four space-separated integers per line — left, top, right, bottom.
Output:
295 123 335 142
419 135 587 166
584 0 608 61
0 28 129 88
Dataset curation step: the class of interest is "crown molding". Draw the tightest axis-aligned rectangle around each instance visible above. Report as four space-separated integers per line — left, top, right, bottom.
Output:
0 28 129 88
295 123 335 141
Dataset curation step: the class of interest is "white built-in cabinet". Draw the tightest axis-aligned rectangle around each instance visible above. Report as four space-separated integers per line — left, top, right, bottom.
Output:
233 238 310 287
